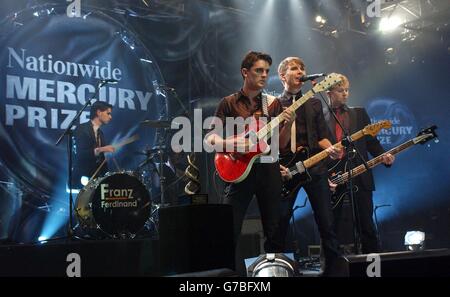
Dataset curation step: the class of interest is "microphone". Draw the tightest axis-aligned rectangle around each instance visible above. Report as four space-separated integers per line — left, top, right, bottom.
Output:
100 79 119 84
300 73 327 82
158 84 175 91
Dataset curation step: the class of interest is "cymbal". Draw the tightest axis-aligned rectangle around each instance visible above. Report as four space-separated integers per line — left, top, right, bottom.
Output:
133 150 153 156
140 120 171 128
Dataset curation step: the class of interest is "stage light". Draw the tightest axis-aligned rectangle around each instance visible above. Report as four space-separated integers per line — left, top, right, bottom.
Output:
384 47 398 65
140 58 153 64
80 176 89 186
379 16 402 33
404 231 425 251
38 236 47 242
66 186 79 194
246 253 297 277
315 15 324 23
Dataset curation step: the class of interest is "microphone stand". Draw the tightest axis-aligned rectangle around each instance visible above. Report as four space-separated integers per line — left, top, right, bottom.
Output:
373 204 391 252
318 91 371 255
55 80 113 240
156 86 191 207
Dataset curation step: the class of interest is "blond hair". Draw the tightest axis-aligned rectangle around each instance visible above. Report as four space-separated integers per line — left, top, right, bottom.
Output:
330 74 350 90
277 57 306 76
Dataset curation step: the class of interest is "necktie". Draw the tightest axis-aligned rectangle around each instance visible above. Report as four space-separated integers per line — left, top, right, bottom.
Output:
290 95 296 154
96 129 101 147
334 108 344 142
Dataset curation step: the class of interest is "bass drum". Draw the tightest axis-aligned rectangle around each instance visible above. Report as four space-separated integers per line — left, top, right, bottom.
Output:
75 171 151 238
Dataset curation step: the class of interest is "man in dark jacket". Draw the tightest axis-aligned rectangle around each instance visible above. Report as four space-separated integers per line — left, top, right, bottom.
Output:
72 101 115 188
326 74 394 254
277 56 343 276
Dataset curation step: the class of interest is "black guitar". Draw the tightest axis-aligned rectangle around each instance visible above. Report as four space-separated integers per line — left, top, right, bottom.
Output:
280 120 391 199
280 147 311 199
329 125 438 209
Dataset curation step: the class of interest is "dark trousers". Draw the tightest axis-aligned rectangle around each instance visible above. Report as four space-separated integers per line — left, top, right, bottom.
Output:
279 174 342 271
223 162 284 253
333 189 380 254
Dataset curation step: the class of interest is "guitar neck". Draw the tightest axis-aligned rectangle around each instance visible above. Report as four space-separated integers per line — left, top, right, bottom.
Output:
333 139 416 185
302 128 368 169
257 90 316 140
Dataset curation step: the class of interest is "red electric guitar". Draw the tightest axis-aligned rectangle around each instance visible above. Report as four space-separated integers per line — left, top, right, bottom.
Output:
214 73 342 183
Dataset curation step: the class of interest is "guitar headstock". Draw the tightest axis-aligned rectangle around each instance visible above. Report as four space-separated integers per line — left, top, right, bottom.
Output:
312 73 343 93
363 120 392 137
414 125 438 145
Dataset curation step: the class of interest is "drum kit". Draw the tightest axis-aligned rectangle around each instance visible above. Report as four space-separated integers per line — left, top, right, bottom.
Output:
74 119 173 239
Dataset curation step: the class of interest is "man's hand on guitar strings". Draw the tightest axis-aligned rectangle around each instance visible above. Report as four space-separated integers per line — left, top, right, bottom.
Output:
326 145 343 160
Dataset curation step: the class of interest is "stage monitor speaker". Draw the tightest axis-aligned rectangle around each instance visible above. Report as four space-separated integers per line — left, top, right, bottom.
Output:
0 239 160 277
159 204 235 275
339 248 450 277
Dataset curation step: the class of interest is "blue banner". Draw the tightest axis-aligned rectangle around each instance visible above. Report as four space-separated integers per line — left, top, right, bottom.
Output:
0 4 166 198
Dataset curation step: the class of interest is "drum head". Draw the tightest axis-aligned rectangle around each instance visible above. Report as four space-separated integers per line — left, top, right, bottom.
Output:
91 172 151 237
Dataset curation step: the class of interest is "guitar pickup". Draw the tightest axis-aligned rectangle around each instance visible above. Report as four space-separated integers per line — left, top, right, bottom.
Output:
295 161 306 174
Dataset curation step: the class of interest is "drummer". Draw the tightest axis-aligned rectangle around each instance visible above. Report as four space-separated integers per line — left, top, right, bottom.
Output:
72 101 115 189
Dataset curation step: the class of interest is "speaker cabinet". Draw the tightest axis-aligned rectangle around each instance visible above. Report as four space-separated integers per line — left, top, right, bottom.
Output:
339 248 450 277
159 204 235 275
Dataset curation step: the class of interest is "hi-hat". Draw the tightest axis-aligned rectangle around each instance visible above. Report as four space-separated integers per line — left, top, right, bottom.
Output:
140 120 171 128
133 145 167 156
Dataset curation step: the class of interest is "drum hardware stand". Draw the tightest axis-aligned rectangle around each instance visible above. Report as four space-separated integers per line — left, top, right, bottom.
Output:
140 122 172 207
319 92 370 255
55 79 117 241
138 85 187 237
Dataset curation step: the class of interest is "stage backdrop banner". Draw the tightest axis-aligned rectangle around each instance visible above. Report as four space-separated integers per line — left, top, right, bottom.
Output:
0 4 166 197
366 98 417 148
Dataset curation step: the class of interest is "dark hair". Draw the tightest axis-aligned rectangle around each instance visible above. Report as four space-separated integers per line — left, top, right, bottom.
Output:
240 51 272 79
90 101 113 119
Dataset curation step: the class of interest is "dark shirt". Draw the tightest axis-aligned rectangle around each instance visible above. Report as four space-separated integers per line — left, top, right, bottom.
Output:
212 90 284 136
325 105 387 191
278 90 330 155
73 121 108 188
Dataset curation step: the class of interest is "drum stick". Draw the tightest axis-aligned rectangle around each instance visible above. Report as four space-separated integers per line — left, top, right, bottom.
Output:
88 134 138 182
89 159 106 182
112 134 140 150
111 157 122 172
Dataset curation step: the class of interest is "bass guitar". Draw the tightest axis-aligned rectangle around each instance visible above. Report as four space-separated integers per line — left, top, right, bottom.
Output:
329 125 438 209
281 120 392 198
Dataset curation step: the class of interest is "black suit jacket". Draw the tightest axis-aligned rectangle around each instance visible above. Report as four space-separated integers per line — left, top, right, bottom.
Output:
72 121 108 188
325 106 385 191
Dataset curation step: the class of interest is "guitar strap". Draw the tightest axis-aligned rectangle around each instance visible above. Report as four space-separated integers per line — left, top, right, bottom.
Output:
257 93 276 164
261 93 269 117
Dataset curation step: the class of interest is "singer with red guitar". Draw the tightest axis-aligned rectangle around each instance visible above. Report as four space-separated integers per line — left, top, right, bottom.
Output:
205 51 295 274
